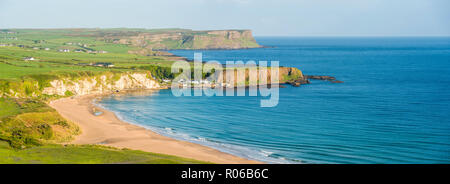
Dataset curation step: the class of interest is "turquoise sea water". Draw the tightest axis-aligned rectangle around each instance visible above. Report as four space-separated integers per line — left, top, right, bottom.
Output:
99 37 450 163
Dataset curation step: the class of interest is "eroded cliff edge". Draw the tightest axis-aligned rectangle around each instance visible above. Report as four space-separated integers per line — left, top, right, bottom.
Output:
0 67 309 98
42 72 160 96
0 72 161 98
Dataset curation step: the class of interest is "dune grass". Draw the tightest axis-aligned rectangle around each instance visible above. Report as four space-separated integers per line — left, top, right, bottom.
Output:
0 98 20 119
0 98 79 148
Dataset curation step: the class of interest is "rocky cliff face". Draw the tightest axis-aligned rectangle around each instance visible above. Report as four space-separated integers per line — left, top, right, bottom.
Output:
42 72 160 96
189 30 260 49
114 30 261 50
213 67 308 87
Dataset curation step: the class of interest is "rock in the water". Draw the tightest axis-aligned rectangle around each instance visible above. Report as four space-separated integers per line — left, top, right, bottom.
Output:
306 75 336 81
331 80 344 83
285 77 309 87
306 75 343 84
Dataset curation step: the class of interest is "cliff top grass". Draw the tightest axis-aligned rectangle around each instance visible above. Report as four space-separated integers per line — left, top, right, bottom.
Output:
0 46 175 80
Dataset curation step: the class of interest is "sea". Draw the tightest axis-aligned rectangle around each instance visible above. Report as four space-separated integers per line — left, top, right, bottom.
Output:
98 37 450 163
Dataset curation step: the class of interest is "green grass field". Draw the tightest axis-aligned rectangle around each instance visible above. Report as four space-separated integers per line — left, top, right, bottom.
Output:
0 141 209 164
0 46 174 79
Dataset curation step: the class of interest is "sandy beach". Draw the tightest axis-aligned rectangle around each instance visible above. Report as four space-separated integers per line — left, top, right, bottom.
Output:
49 92 261 164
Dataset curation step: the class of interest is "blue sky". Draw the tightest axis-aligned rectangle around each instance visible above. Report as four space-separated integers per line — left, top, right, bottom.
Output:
0 0 449 36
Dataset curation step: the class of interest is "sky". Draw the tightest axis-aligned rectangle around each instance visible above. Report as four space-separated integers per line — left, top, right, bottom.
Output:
0 0 449 36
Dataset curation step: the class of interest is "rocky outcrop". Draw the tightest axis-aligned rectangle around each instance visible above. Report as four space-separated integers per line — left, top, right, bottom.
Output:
211 67 307 87
42 72 160 96
188 30 261 50
285 78 310 87
305 75 343 83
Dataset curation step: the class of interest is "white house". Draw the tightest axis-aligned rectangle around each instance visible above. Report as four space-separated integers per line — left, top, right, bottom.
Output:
23 57 35 61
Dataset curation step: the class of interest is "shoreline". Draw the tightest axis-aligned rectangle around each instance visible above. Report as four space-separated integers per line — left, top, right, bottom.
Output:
49 91 262 164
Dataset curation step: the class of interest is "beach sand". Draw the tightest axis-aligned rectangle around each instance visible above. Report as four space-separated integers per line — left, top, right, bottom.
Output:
49 93 261 164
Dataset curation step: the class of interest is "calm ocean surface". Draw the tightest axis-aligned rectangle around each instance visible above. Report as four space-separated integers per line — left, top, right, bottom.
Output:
99 37 450 163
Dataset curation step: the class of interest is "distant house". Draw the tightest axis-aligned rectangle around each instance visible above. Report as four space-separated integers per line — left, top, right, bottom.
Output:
23 57 35 61
74 49 84 53
44 48 50 50
98 50 108 53
93 62 114 67
33 47 39 50
59 49 70 52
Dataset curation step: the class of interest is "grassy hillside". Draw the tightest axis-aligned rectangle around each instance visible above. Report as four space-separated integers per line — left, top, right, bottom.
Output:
0 98 77 148
0 45 178 98
0 97 209 164
1 28 260 53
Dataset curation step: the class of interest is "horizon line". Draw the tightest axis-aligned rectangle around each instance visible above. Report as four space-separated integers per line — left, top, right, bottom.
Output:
1 27 449 37
253 35 450 37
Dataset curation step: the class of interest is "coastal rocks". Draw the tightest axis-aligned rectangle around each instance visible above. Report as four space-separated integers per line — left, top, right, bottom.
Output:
331 80 344 83
285 78 310 87
307 75 335 80
42 72 160 96
305 75 343 83
284 75 343 87
283 68 309 87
